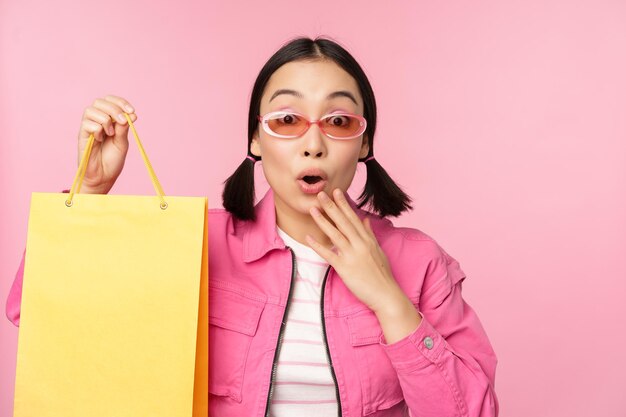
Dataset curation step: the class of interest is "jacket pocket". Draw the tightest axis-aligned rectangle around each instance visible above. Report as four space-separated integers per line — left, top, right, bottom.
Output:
209 284 266 403
346 309 404 416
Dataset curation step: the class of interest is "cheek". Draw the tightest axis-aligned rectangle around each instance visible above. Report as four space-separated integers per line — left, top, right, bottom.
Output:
328 151 359 186
339 142 363 163
258 141 294 181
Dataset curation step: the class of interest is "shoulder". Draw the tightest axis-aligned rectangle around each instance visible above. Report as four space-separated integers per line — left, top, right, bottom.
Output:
366 210 442 253
367 212 467 296
208 207 231 222
373 217 450 264
207 207 254 247
208 207 241 233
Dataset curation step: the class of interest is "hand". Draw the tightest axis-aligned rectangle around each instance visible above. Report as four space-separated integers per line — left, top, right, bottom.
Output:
77 95 137 194
305 188 409 314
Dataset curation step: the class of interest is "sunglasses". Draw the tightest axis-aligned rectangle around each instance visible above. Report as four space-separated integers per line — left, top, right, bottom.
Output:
257 110 367 140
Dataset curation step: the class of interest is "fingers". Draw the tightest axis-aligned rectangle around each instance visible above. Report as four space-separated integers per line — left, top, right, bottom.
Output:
83 108 115 138
92 97 130 125
76 119 103 167
77 95 136 169
104 95 135 114
362 216 376 239
313 189 364 244
79 95 137 143
305 233 339 264
111 110 136 146
310 203 352 253
330 188 372 241
80 117 108 143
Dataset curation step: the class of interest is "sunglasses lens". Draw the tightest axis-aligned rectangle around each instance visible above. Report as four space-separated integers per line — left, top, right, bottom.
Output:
322 114 365 138
266 112 308 137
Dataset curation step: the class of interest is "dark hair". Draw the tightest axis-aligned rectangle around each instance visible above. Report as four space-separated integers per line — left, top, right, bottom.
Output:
222 35 413 221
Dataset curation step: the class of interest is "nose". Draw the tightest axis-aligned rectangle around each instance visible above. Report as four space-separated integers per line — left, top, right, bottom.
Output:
302 122 326 158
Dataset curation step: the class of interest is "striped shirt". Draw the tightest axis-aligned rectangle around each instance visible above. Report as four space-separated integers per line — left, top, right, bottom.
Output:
269 225 338 417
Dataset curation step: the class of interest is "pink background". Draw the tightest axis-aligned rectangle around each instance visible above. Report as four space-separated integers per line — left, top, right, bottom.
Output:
2 1 625 415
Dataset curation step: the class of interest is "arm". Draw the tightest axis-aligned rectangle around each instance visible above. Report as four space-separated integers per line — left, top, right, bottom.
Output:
5 250 26 327
5 189 70 327
379 241 499 417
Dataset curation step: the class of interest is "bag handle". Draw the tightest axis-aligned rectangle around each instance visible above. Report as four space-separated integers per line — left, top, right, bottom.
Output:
65 113 168 210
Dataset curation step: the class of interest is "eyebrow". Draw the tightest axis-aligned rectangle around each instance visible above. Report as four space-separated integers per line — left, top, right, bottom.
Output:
269 89 359 105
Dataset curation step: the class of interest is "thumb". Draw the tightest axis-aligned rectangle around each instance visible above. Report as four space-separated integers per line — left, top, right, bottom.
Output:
111 117 131 149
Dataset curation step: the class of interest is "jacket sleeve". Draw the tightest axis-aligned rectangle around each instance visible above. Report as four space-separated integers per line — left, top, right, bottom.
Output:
5 249 26 327
5 189 70 328
379 240 499 417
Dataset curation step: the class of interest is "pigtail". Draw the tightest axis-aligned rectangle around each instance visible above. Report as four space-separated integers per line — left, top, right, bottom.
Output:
356 157 413 218
221 154 259 221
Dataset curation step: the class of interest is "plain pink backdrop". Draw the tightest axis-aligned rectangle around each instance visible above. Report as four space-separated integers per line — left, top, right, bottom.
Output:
2 1 625 416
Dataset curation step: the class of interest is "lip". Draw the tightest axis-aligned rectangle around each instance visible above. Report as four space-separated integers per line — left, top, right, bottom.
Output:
297 179 328 194
296 167 328 181
296 167 329 194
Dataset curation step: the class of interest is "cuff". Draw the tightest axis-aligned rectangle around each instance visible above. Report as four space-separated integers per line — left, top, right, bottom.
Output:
379 311 446 372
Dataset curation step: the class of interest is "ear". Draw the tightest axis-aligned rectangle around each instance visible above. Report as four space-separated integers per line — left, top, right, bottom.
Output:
359 133 370 159
250 131 262 157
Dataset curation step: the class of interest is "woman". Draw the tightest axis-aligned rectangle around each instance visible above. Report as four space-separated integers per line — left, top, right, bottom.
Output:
6 36 499 416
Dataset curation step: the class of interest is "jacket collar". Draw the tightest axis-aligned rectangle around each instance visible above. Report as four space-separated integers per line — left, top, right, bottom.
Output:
243 187 367 263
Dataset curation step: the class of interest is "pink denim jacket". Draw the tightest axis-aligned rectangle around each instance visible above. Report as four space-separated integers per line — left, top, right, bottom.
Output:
6 187 499 417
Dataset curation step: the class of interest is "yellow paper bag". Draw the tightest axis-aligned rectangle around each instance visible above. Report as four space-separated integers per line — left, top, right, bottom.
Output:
13 114 208 417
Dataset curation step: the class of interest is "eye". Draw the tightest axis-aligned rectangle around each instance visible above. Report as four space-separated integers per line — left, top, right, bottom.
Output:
326 115 350 126
275 113 300 125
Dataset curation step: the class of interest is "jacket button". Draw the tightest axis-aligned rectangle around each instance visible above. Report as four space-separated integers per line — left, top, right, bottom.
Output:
423 336 434 349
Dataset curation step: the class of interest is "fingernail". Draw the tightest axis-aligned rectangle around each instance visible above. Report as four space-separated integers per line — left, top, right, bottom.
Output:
117 114 126 123
310 207 321 216
318 192 329 202
125 105 134 112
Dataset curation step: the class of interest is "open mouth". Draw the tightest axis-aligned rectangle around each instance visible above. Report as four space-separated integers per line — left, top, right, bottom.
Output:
302 175 323 184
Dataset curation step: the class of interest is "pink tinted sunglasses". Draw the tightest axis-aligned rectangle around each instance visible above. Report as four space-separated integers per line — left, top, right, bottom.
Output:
257 110 367 140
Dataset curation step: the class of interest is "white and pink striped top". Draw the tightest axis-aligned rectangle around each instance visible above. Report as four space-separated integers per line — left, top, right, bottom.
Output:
268 225 338 417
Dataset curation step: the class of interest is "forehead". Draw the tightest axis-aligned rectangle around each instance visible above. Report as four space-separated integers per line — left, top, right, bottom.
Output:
262 60 363 110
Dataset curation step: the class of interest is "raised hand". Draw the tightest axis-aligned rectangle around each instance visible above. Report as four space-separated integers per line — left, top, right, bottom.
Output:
305 188 423 343
77 95 137 194
305 188 405 313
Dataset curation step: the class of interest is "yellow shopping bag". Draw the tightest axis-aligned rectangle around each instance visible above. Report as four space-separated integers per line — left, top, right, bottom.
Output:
13 114 208 417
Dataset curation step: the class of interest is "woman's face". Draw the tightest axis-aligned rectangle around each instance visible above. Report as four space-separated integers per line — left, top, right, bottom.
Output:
251 59 369 220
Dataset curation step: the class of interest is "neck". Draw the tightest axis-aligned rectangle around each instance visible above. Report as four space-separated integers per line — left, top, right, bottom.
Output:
274 198 334 250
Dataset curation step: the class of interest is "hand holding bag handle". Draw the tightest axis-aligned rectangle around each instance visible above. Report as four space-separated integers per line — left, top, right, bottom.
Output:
65 112 168 210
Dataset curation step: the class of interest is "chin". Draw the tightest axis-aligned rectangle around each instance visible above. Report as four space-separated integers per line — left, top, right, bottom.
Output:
296 194 322 210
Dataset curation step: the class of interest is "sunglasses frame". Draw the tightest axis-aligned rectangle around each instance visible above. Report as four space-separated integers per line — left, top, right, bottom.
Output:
257 110 367 140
